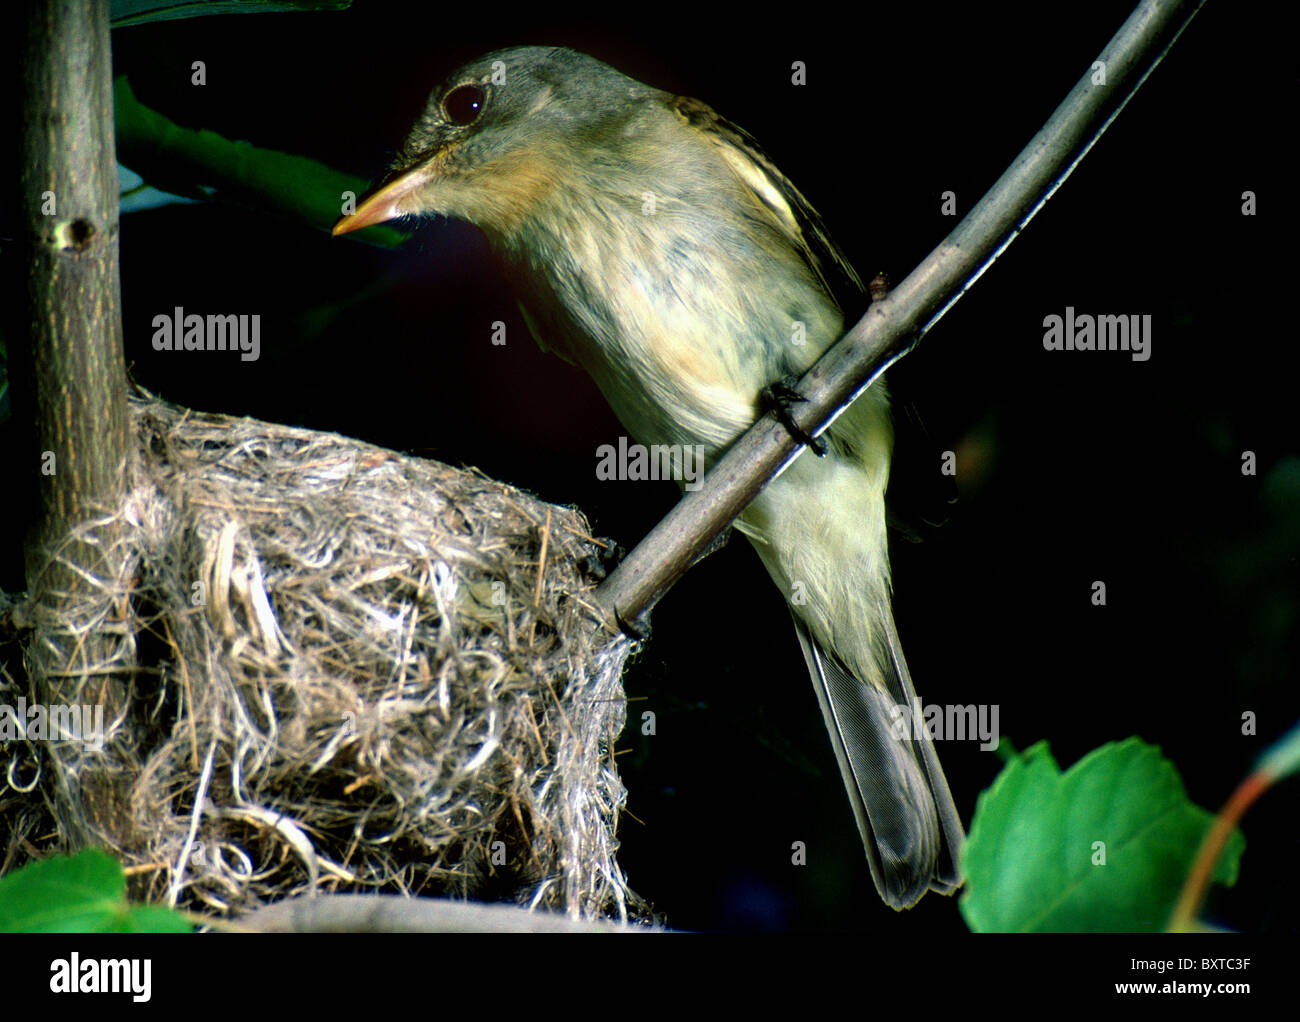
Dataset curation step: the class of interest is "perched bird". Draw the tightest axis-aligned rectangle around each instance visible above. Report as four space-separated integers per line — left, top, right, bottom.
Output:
334 46 963 908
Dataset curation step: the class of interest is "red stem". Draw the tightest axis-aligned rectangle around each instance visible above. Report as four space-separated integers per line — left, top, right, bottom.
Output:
1167 770 1272 932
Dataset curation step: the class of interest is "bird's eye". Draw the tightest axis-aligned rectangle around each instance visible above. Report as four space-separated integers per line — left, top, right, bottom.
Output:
442 84 486 126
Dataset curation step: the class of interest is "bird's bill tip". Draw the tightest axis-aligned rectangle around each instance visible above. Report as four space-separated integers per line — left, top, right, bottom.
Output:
331 166 428 236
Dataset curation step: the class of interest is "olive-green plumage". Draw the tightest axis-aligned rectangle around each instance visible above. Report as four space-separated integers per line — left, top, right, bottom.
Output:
336 46 963 908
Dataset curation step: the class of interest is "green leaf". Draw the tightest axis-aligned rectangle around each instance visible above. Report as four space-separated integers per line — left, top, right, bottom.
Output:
112 1 351 29
0 850 192 933
113 904 195 933
960 738 1245 932
113 76 408 248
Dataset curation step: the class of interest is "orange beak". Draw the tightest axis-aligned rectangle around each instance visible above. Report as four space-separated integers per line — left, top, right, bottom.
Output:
331 161 438 236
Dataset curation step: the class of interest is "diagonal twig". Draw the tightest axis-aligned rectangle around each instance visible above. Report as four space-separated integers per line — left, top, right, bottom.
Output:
593 0 1207 629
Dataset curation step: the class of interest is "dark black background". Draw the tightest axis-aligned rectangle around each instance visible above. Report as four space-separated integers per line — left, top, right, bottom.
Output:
5 2 1297 933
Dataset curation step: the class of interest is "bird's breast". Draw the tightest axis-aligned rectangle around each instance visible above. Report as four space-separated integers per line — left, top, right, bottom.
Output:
502 188 843 454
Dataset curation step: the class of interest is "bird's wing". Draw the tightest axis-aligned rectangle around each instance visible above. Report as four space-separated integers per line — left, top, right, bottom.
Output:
672 98 960 542
670 95 866 319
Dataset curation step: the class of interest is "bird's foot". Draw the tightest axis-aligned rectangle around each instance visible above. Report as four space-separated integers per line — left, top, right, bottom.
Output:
760 378 826 456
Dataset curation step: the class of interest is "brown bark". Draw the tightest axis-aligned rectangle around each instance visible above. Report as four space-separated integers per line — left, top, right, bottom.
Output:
16 0 132 845
19 1 128 560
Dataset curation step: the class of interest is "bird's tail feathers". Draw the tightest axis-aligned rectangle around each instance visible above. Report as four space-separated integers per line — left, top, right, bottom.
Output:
791 609 963 909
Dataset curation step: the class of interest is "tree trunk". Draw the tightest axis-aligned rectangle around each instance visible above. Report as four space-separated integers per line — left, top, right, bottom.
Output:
16 0 132 847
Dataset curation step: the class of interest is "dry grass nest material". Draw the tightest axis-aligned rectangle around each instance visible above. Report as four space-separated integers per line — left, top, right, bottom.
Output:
1 391 644 922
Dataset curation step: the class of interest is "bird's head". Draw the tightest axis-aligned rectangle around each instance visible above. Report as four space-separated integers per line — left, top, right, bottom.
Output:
332 46 658 240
